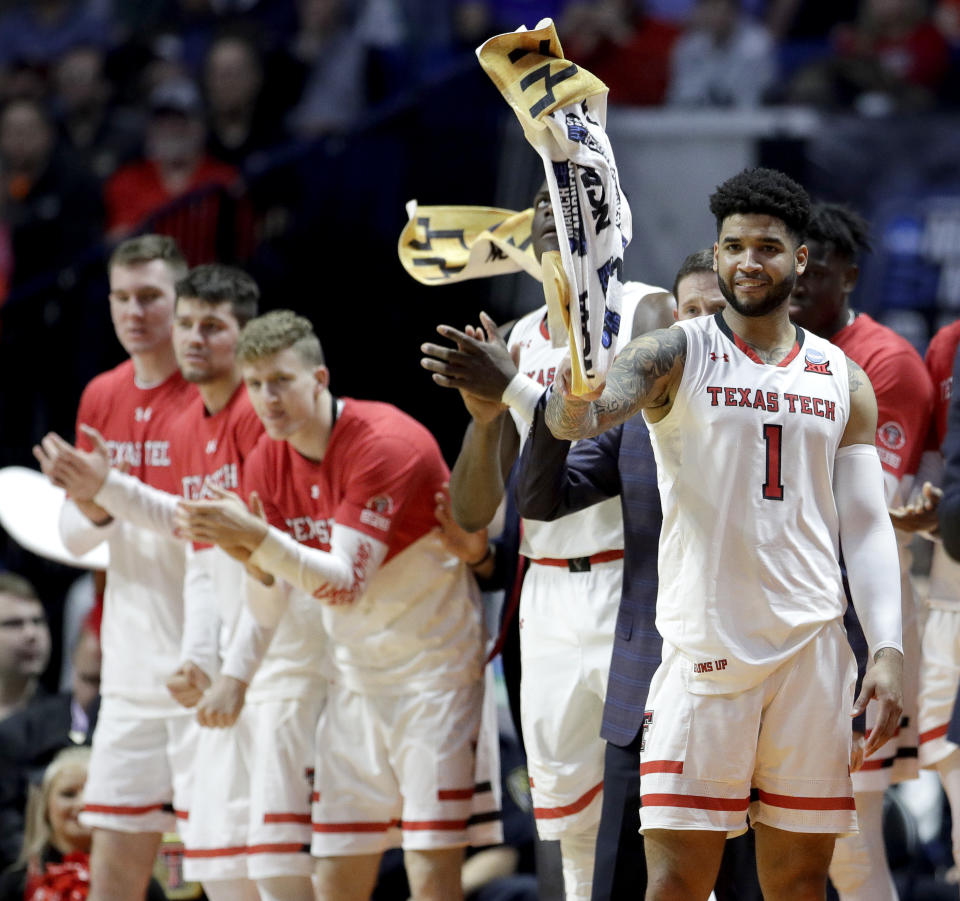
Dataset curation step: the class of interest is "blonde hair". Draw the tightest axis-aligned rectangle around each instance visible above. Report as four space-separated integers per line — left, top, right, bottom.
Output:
17 746 91 867
236 309 325 367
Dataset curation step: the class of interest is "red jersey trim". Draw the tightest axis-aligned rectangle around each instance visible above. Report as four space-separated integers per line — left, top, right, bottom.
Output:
83 802 169 816
263 813 311 824
919 723 950 744
183 842 308 858
754 789 854 812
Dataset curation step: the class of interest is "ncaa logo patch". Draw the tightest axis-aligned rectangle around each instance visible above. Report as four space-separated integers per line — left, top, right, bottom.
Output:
878 421 906 450
803 348 832 375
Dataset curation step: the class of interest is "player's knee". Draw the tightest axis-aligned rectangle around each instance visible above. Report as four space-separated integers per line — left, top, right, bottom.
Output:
88 830 159 901
760 860 831 900
404 846 465 901
644 867 712 901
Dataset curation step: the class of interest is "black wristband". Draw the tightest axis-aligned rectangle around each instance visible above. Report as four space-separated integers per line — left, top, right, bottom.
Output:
467 544 493 568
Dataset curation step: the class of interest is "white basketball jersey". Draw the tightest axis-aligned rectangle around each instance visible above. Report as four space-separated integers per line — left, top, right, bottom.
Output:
509 281 662 558
648 314 851 693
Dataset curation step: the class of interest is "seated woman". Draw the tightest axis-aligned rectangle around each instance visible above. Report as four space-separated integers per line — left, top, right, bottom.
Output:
0 747 164 901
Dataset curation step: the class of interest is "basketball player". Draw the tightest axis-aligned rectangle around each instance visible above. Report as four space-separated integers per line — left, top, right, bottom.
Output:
787 201 932 900
888 315 960 879
419 180 673 899
38 265 327 901
545 167 903 901
33 235 196 901
510 247 730 901
174 310 491 901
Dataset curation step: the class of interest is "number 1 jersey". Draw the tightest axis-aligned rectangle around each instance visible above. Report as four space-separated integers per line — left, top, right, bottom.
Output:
647 313 851 694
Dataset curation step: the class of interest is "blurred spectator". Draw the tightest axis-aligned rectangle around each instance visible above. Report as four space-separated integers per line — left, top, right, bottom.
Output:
104 78 247 263
0 625 99 871
0 0 110 69
453 0 569 43
0 746 166 901
203 31 288 167
833 0 950 93
0 97 105 466
560 0 681 106
287 0 373 135
936 0 960 43
665 0 776 107
51 45 145 182
0 573 50 723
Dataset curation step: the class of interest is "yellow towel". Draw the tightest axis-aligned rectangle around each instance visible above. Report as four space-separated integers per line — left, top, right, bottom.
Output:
397 201 541 285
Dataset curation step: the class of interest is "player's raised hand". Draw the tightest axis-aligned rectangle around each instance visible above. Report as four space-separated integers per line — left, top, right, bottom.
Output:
166 660 211 708
33 429 110 501
196 674 248 728
421 311 517 403
890 481 941 533
853 647 904 759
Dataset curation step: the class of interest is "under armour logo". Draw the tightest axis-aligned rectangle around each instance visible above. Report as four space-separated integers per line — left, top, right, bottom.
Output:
641 710 653 752
134 407 152 422
205 439 217 454
310 485 320 499
709 352 729 362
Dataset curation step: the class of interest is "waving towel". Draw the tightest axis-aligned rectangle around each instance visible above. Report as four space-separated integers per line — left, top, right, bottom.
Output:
477 18 632 394
398 201 541 285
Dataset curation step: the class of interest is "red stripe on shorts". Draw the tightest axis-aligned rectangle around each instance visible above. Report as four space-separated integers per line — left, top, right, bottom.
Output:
263 813 311 824
312 820 400 834
311 791 320 803
174 809 189 820
402 818 470 831
640 760 684 776
438 788 475 801
755 789 854 811
920 723 950 744
533 780 603 820
184 843 307 858
642 793 750 812
83 803 167 816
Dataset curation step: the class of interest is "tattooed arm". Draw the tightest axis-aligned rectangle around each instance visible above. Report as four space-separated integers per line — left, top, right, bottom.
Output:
839 357 879 448
545 327 687 439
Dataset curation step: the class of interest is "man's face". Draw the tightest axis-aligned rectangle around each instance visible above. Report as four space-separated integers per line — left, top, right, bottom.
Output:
714 214 807 318
788 238 856 336
530 182 560 262
108 260 178 358
174 297 242 384
71 630 101 713
675 271 727 320
0 101 53 172
242 347 327 442
0 593 50 680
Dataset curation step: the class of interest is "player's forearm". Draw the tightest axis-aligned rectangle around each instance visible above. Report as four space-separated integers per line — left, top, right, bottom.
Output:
95 469 178 537
835 445 903 655
449 418 507 532
250 524 387 605
545 389 599 439
221 604 276 683
180 547 223 679
59 498 115 555
243 571 291 629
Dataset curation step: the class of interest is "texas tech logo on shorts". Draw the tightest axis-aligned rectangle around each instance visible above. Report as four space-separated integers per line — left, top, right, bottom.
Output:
641 710 653 752
803 349 832 375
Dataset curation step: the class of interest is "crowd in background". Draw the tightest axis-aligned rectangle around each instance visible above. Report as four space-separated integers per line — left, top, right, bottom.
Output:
2 1 960 895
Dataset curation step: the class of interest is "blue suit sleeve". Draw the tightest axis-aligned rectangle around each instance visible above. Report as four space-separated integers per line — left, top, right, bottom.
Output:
514 390 622 521
940 344 960 559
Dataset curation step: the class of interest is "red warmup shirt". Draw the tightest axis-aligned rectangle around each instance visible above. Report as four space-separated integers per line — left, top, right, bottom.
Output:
924 319 960 449
831 312 934 481
76 360 196 493
244 398 446 565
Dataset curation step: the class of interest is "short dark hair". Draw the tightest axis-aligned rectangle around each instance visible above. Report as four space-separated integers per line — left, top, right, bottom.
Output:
805 202 871 264
175 264 260 327
709 167 811 243
108 234 188 280
0 571 39 602
672 248 715 299
237 310 325 367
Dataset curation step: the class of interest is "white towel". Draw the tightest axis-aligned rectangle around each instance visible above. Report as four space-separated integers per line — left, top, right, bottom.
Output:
477 18 632 394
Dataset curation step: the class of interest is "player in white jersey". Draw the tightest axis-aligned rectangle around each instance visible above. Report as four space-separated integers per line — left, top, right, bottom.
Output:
34 236 196 901
420 179 673 898
546 167 904 901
